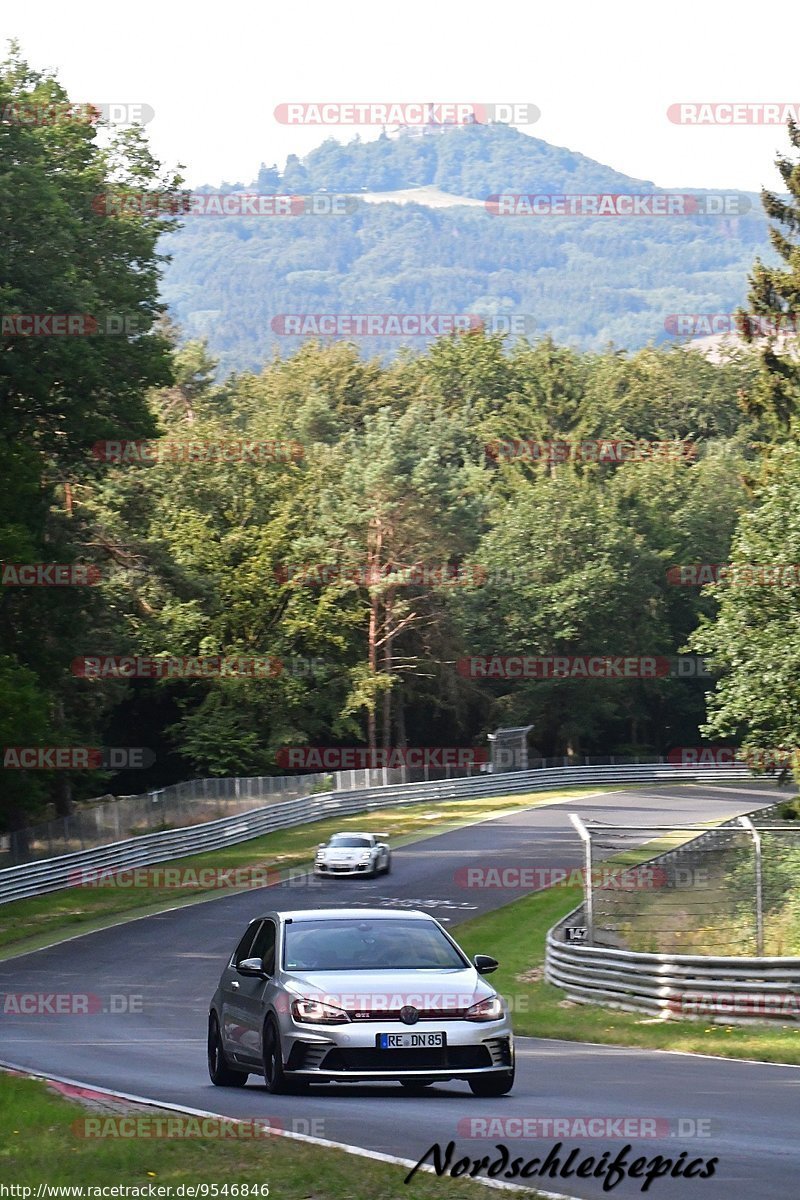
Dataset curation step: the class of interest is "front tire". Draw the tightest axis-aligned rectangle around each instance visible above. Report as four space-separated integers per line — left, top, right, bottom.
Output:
262 1016 306 1094
208 1014 249 1087
383 853 392 875
468 1069 515 1097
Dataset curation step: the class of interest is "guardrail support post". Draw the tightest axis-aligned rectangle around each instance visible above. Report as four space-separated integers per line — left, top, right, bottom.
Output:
739 815 764 955
569 813 593 944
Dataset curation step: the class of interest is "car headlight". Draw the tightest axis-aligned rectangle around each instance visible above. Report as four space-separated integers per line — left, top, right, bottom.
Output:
359 851 371 861
291 997 351 1025
464 995 504 1022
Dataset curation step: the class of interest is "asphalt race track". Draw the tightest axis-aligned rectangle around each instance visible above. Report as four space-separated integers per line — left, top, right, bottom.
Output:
2 783 799 1199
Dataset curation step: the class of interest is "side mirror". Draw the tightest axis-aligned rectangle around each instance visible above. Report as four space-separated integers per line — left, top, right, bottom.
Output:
318 842 327 849
474 954 499 975
237 957 268 978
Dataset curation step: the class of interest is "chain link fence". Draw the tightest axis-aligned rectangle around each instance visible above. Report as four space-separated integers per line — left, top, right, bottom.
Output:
574 799 800 956
0 753 671 869
0 774 328 867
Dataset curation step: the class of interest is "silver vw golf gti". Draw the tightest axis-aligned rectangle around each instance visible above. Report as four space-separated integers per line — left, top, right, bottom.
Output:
208 908 514 1094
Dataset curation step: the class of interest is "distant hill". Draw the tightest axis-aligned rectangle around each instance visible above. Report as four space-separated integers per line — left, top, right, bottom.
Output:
159 125 772 373
273 122 657 196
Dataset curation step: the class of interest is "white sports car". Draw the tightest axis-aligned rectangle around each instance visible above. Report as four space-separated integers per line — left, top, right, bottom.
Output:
314 832 391 878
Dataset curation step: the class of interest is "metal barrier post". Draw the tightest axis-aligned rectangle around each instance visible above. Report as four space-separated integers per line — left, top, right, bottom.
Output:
739 815 764 955
569 813 593 944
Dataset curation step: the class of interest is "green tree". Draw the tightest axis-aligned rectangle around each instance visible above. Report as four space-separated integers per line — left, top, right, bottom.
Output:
290 400 483 752
690 442 800 761
739 119 800 431
0 46 178 826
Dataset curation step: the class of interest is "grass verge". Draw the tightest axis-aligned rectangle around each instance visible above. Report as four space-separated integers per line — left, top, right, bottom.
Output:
455 881 800 1065
0 1074 543 1197
0 786 625 959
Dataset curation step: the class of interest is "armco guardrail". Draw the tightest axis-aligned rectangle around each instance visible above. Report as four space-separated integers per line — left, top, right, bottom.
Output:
0 763 751 906
1 754 676 868
545 801 800 1023
545 934 800 1022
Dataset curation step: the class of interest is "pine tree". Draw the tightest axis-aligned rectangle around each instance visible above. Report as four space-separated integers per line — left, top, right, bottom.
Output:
740 119 800 430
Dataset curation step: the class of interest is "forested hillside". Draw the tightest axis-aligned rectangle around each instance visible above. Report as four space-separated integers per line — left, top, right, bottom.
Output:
160 124 769 373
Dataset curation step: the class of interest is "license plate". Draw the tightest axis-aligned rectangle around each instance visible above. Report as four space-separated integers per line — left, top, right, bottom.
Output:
378 1032 444 1049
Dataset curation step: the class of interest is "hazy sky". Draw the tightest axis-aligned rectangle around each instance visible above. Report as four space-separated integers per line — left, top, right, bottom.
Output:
3 0 798 192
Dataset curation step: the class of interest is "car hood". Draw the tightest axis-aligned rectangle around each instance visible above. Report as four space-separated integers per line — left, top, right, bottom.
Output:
282 967 495 1013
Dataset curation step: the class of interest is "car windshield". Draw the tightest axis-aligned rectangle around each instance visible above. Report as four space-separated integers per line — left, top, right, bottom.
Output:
283 918 467 971
328 836 371 848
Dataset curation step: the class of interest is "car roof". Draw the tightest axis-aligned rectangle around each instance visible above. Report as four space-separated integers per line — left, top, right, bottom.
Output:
329 831 374 838
256 908 436 923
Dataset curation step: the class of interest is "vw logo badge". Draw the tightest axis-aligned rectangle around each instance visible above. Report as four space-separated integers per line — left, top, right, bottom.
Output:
400 1005 419 1025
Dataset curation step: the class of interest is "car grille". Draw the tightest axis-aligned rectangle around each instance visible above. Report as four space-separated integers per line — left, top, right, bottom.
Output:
348 1007 469 1020
318 1044 493 1072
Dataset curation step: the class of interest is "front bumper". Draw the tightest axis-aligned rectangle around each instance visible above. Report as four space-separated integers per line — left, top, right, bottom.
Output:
280 1016 514 1081
314 861 373 875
